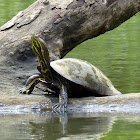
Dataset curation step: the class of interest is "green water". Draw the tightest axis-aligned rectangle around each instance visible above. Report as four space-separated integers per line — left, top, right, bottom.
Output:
0 114 140 140
0 0 140 140
65 14 140 94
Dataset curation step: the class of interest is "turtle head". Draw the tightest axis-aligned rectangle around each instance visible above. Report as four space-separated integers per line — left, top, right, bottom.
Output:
31 34 52 79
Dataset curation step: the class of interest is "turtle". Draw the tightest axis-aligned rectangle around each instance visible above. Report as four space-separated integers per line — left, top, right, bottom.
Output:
20 35 121 111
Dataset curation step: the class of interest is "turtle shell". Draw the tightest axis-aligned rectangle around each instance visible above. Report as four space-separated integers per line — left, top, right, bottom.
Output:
50 58 121 96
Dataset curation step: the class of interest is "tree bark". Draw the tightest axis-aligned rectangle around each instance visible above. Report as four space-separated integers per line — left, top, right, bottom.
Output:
0 0 140 64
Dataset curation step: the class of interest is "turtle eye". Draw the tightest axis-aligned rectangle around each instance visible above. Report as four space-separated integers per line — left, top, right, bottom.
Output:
37 66 41 73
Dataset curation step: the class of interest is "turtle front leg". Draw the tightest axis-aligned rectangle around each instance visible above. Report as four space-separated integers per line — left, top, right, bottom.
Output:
20 74 43 94
53 84 68 112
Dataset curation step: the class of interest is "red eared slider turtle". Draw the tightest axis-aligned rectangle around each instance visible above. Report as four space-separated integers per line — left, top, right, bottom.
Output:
20 35 121 111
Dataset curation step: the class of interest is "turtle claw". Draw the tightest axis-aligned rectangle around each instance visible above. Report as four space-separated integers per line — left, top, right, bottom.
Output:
19 87 31 94
53 103 67 113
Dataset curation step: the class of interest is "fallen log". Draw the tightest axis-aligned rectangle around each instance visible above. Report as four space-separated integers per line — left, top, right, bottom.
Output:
0 0 140 112
0 0 140 63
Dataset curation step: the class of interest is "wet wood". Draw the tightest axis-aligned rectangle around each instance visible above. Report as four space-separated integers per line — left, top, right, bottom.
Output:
0 92 140 115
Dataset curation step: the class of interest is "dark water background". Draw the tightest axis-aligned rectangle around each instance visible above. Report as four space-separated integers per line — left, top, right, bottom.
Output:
0 0 140 140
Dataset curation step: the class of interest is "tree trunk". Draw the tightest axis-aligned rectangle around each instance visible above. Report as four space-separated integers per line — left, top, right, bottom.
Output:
0 0 140 64
0 0 140 111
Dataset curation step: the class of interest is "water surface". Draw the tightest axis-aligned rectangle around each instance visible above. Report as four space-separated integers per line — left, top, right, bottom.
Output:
0 113 140 140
